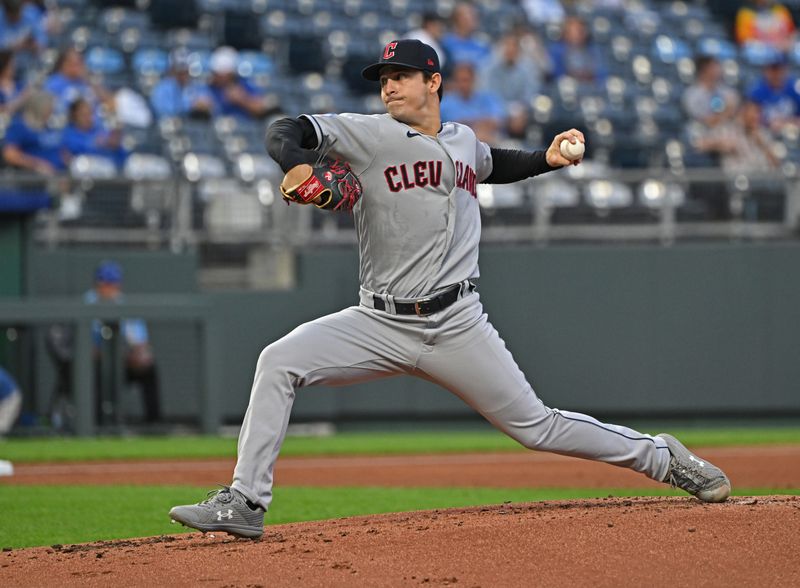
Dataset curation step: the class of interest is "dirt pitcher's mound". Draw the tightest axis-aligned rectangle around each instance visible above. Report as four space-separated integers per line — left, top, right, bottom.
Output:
3 496 799 587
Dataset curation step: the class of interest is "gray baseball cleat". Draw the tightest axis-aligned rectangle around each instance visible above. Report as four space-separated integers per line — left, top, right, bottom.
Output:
169 486 265 538
657 433 731 503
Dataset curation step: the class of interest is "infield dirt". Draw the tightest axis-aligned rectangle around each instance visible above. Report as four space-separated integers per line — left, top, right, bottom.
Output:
2 496 798 587
2 447 799 586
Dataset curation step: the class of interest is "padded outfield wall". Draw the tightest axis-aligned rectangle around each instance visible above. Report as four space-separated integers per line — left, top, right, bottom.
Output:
23 242 800 423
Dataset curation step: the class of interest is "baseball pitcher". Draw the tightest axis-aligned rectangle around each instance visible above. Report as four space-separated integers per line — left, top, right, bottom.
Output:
170 40 730 539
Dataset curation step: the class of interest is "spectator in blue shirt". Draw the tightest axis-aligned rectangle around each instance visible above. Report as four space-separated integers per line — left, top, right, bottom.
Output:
441 61 506 144
747 52 800 132
0 0 47 53
47 260 161 426
441 2 491 68
190 46 278 119
548 15 608 83
150 49 205 119
62 98 129 169
2 90 65 175
0 48 27 115
0 365 21 435
44 47 113 117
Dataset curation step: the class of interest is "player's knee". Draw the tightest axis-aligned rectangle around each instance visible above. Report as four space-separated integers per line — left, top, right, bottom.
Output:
255 342 287 375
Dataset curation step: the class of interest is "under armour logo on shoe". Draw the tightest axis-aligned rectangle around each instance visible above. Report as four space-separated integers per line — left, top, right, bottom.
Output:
217 509 234 520
689 455 706 467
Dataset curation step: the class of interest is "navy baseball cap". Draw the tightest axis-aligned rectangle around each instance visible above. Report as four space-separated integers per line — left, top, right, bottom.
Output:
95 260 123 284
361 39 441 81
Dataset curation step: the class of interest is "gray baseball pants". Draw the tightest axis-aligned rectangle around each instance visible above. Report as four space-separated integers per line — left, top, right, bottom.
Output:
232 288 671 510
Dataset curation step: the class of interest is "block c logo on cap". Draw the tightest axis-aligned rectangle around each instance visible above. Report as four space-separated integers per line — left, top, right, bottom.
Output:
383 42 397 60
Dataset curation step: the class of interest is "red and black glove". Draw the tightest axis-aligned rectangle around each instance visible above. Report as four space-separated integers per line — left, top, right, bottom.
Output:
279 158 362 211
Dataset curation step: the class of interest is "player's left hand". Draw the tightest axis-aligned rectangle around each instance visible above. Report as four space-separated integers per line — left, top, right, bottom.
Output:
546 129 585 167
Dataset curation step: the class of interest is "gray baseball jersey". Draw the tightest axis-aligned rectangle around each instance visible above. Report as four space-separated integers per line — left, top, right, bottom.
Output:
231 112 672 511
302 112 491 298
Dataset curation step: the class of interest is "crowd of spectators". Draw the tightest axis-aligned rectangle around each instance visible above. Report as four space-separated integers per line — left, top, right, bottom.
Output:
0 1 283 179
672 1 797 174
0 0 798 180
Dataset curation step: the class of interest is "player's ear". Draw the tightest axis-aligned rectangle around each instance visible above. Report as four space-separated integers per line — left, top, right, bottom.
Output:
430 73 442 96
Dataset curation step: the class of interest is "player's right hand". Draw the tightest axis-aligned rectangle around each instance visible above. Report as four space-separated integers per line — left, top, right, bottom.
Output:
546 129 585 167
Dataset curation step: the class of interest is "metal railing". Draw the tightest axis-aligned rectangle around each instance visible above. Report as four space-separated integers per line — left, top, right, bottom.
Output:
9 166 799 252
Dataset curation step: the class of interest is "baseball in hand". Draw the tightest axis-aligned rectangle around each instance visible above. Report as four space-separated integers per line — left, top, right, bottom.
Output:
560 139 585 161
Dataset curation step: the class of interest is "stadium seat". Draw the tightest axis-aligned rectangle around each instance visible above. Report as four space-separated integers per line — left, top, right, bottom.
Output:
235 153 282 183
183 153 227 181
638 179 686 210
652 35 691 65
202 180 264 233
85 46 125 76
741 42 783 67
69 155 119 180
536 178 581 208
584 179 634 210
132 48 170 77
100 7 152 35
123 153 173 181
696 38 738 61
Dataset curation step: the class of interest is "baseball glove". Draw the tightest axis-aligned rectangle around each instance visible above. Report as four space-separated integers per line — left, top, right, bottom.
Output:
279 158 362 212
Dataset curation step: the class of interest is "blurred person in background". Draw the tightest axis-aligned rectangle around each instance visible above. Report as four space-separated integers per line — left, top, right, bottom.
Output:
481 31 542 140
682 55 740 130
406 12 451 76
190 46 279 119
513 23 552 81
441 61 506 144
483 32 543 102
0 48 28 115
28 0 61 39
0 0 47 54
736 0 796 53
62 97 129 169
547 14 607 83
695 101 781 173
0 365 21 436
2 90 65 175
441 2 491 68
45 46 114 118
149 48 197 119
747 51 800 132
47 261 161 426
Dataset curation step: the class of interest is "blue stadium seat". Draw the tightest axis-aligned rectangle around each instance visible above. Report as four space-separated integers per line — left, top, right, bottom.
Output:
100 7 152 34
791 40 800 66
85 46 126 75
237 51 275 80
652 35 691 65
741 42 784 67
132 48 170 77
696 38 738 61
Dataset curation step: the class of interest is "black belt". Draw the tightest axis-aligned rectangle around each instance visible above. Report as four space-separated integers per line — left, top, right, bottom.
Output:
373 282 474 316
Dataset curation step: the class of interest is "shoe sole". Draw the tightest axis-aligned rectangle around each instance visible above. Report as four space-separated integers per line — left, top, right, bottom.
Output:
169 511 263 539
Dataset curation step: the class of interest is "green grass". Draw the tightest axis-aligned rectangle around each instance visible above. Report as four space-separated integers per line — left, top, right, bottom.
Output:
2 427 800 463
1 485 798 549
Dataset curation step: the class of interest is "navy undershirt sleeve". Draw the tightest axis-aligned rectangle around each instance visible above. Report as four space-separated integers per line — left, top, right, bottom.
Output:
484 148 561 184
265 117 319 172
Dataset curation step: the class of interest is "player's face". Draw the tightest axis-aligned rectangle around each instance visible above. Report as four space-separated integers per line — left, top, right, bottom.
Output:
379 67 438 123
